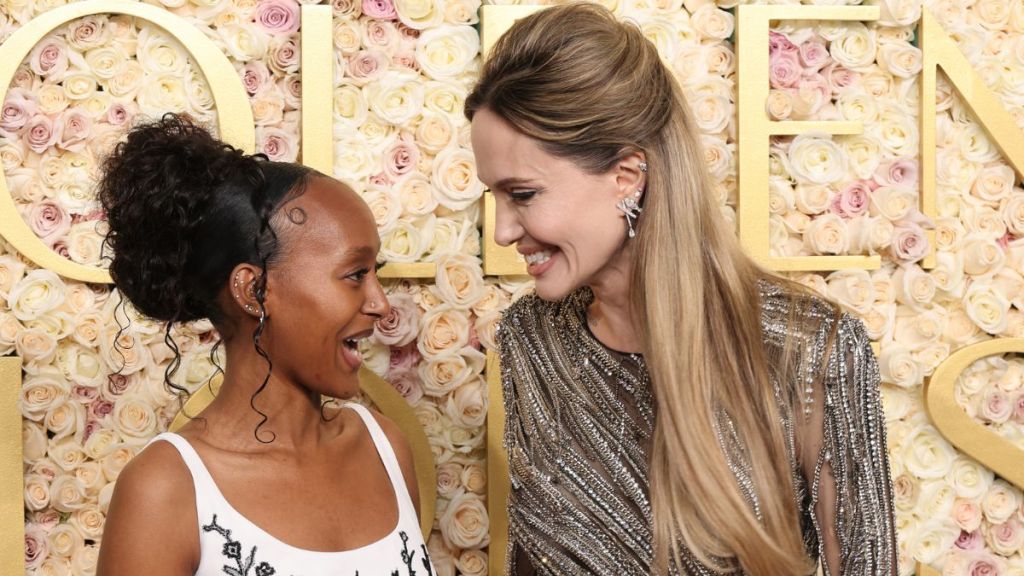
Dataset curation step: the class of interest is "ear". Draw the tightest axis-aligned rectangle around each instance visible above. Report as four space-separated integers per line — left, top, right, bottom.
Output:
614 150 648 201
228 264 263 318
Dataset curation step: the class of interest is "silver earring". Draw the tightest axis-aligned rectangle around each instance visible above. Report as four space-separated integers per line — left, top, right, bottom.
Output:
638 162 647 173
616 189 643 238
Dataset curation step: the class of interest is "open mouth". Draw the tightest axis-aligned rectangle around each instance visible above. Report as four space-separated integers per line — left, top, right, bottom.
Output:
340 329 373 370
521 246 559 276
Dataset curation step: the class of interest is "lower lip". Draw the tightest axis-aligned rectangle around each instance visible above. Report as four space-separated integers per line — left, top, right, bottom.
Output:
340 344 363 370
525 251 557 276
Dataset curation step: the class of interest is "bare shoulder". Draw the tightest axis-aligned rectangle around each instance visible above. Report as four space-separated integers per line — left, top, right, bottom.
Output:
98 438 198 575
362 406 421 515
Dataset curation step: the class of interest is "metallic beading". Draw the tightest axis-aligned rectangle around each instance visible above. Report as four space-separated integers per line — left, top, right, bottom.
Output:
497 282 897 575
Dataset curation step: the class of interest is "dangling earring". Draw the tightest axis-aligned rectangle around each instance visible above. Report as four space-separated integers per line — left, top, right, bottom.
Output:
617 189 643 238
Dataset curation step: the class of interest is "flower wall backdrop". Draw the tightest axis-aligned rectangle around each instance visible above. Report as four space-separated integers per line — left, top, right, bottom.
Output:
1 0 1023 574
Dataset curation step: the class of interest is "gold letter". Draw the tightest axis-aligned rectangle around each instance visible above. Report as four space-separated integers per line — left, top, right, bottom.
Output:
735 5 880 272
0 0 254 283
0 357 22 576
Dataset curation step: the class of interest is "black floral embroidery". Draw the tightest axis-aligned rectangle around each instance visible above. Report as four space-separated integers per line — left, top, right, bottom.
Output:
203 515 276 576
202 516 433 576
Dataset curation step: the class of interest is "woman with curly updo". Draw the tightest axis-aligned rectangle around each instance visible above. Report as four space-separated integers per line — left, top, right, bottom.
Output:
96 115 433 576
467 4 896 575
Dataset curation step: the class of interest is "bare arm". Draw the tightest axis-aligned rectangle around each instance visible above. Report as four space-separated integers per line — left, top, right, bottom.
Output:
97 441 199 576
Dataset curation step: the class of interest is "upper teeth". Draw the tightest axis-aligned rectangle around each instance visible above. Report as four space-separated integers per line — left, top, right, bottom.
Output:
525 251 552 265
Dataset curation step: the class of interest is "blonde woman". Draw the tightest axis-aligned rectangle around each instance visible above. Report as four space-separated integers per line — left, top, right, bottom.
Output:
466 4 896 575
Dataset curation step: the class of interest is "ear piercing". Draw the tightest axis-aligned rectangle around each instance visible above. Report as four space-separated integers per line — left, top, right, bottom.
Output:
616 188 643 238
638 161 647 173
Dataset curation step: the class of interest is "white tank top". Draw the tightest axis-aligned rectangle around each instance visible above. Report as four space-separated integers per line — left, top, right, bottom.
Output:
148 403 433 576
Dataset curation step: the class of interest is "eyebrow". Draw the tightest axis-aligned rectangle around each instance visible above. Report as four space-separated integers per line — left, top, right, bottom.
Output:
489 177 537 191
337 245 378 262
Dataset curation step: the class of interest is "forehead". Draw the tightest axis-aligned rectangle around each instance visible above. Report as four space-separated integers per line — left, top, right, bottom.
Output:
470 109 552 186
278 177 379 255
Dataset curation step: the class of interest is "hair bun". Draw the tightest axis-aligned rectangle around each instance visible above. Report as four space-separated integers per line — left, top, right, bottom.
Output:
98 114 259 323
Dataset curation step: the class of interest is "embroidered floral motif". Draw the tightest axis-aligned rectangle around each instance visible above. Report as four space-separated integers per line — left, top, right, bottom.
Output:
202 516 433 576
203 515 277 576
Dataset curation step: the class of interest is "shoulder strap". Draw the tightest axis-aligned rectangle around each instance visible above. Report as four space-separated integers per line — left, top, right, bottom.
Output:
343 403 416 513
147 432 220 509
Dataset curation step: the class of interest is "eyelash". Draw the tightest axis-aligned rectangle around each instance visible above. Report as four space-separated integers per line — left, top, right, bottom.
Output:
348 261 386 282
507 189 539 203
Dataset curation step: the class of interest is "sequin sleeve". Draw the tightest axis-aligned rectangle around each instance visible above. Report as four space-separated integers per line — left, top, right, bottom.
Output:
800 313 898 576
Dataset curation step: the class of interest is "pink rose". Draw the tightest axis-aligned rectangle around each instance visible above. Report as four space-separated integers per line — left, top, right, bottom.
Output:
23 114 59 153
257 127 297 162
397 23 419 46
364 20 398 51
1013 393 1024 423
57 109 92 152
348 50 387 83
363 0 398 19
769 31 798 55
1 88 38 135
891 220 929 263
831 180 871 219
12 66 35 90
989 519 1024 554
823 62 860 95
968 553 1003 576
241 61 271 96
67 15 108 49
956 529 984 550
73 386 99 403
269 38 300 74
29 36 69 78
28 201 71 247
105 374 129 398
875 158 919 188
383 135 420 180
368 172 392 186
24 524 47 570
799 38 831 73
255 0 300 34
283 74 302 108
769 49 802 89
794 74 830 117
53 242 70 258
389 366 423 404
392 50 417 70
89 399 113 420
83 418 101 442
388 342 421 372
981 389 1012 423
106 101 134 126
375 293 420 346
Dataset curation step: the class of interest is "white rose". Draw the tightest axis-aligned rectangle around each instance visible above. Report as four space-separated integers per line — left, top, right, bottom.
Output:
879 344 921 388
445 376 486 428
947 457 994 499
964 283 1010 334
416 26 479 80
333 19 361 54
872 103 919 157
381 216 433 263
420 347 486 397
50 474 88 512
878 44 922 79
395 172 439 216
962 204 1007 240
9 269 66 321
136 74 190 116
424 80 466 117
869 186 917 221
216 22 268 62
24 474 51 510
794 184 832 215
836 92 879 123
427 217 477 260
433 148 484 211
892 265 937 310
137 28 188 75
690 93 732 134
416 112 456 154
918 480 956 520
973 163 1015 204
862 302 895 341
825 269 874 314
1001 193 1024 235
829 23 876 70
333 82 368 128
690 5 733 40
982 480 1021 524
787 134 847 185
962 234 1006 276
768 178 795 215
936 217 967 251
839 134 882 180
931 252 965 296
847 215 894 255
365 71 424 126
959 122 1000 164
906 518 959 566
333 133 375 186
360 186 402 235
396 0 444 29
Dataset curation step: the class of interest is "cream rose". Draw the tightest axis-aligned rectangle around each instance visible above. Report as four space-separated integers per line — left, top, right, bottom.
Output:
839 134 882 180
456 549 487 576
217 22 268 62
829 23 876 70
433 148 484 211
418 305 471 359
794 184 832 215
366 71 424 125
111 394 158 440
949 457 994 499
435 253 485 309
436 461 463 498
953 497 983 532
420 348 485 397
869 186 916 222
71 507 105 540
964 283 1010 334
445 376 486 428
803 213 849 255
439 491 490 549
24 474 51 511
50 474 88 512
973 163 1015 205
460 461 486 494
417 113 456 154
396 0 444 29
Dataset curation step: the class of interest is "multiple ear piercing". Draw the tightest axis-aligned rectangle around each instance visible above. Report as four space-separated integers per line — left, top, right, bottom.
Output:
616 161 647 239
233 277 257 314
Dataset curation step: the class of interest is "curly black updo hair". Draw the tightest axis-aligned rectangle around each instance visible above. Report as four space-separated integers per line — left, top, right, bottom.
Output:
99 114 312 325
98 114 314 441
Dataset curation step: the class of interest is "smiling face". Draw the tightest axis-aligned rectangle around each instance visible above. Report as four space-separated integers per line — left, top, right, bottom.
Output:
471 107 642 301
261 176 389 399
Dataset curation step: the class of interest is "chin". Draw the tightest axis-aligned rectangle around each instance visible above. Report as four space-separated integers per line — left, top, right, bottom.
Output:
533 278 576 302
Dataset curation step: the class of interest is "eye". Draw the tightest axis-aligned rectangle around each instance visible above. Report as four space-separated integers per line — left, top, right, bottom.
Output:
507 189 538 203
347 267 371 282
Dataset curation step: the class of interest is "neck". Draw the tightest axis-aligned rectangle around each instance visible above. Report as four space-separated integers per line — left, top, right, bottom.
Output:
587 245 642 354
192 337 328 452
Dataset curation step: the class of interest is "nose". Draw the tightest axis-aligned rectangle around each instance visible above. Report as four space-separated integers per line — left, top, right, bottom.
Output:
363 274 390 318
493 196 524 247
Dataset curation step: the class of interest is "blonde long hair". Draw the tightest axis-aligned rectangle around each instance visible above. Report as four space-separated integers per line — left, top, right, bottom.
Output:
466 4 821 574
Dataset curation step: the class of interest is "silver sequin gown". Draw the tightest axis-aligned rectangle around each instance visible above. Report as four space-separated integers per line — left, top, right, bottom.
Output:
497 283 897 575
